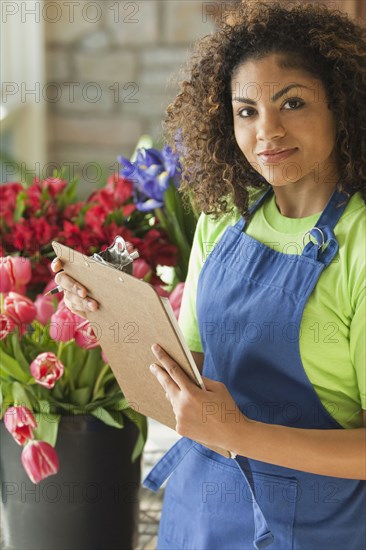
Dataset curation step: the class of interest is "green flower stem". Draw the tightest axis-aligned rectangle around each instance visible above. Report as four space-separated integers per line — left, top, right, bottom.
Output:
57 341 75 392
57 341 65 360
93 362 110 400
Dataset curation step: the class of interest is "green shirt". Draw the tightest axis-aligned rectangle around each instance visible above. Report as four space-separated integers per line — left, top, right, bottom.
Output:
179 192 366 429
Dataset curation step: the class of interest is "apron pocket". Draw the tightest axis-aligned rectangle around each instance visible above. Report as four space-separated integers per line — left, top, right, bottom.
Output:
158 445 298 550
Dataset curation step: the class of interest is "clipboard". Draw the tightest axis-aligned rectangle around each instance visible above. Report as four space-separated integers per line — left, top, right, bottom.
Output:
52 239 231 458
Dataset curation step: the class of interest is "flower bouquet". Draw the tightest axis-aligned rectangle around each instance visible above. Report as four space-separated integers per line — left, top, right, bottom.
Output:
0 149 193 483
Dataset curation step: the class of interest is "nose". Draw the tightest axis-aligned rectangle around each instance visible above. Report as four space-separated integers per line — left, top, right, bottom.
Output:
256 111 285 141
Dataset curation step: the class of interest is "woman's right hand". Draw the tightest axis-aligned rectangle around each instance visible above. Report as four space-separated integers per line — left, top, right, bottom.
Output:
50 242 137 319
50 258 98 319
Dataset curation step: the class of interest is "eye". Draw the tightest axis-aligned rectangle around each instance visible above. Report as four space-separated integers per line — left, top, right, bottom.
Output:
282 98 305 110
238 106 257 118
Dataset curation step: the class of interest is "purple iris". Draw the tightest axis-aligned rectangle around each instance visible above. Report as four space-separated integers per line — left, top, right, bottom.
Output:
118 146 181 212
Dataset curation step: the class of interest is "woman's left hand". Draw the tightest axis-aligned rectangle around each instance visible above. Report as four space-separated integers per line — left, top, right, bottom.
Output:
150 344 246 450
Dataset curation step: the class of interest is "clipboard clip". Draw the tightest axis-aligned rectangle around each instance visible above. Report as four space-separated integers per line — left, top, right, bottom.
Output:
92 236 139 275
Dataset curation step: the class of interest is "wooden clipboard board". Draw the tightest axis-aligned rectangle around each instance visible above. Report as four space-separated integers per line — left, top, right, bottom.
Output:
52 241 230 458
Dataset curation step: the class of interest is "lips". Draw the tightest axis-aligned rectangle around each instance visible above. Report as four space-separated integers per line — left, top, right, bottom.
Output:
258 148 297 163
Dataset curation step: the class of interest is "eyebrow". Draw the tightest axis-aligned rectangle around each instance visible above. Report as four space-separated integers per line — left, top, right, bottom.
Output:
232 83 309 105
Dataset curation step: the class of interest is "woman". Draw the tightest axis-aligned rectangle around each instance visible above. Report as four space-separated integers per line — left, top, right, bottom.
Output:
53 1 366 548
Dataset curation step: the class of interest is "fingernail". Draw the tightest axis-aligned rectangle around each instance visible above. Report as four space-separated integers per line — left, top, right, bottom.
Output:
152 344 160 354
87 300 95 311
149 364 157 373
77 288 84 297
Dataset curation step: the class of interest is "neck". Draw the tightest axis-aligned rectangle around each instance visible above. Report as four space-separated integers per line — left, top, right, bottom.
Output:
273 181 338 218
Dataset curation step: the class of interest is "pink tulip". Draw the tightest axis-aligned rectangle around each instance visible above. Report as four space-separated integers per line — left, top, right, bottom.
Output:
168 282 185 320
34 294 56 325
12 257 32 286
132 259 151 280
21 440 59 483
0 313 15 340
4 406 37 445
74 320 100 350
49 302 82 342
30 352 65 389
0 256 15 293
4 292 37 325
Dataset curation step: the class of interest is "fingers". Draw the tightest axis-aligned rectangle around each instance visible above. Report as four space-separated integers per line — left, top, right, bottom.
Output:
149 363 180 396
51 258 63 273
50 239 136 313
151 344 195 392
54 270 98 315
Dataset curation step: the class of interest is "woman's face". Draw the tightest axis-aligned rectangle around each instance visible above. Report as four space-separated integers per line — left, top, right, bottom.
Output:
231 54 339 191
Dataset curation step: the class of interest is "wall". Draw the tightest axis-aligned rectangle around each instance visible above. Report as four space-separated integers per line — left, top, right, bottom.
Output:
44 0 216 194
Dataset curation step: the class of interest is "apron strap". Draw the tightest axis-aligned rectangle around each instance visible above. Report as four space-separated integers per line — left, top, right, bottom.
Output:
143 438 275 549
143 437 195 492
234 456 275 550
235 188 273 232
301 189 351 266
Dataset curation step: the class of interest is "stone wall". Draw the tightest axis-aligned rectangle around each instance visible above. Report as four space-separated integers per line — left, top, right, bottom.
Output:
45 0 217 194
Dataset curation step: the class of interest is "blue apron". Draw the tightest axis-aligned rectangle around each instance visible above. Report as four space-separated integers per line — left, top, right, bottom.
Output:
144 188 366 549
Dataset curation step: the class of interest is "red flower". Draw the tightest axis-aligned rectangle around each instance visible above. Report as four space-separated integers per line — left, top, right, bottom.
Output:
0 183 22 226
0 256 16 292
4 406 37 445
84 204 108 229
59 221 101 253
0 314 15 340
123 203 136 217
4 292 37 325
106 174 134 206
139 230 178 267
63 202 83 220
26 182 42 212
21 440 59 484
42 177 67 197
30 352 65 389
99 224 135 251
30 218 58 247
88 188 115 211
12 220 36 251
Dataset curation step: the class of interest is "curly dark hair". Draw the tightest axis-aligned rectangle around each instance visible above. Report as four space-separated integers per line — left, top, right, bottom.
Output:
165 0 366 218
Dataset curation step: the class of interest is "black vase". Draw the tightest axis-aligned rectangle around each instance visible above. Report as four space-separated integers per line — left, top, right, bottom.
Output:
0 415 141 550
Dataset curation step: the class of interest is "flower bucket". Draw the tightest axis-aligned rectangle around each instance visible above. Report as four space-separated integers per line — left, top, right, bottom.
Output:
0 415 141 550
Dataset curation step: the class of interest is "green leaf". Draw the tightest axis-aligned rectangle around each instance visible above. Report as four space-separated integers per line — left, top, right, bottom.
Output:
10 333 30 371
0 349 30 383
0 381 15 418
14 190 27 221
123 409 148 461
69 387 91 407
34 404 60 446
78 347 102 388
12 381 33 410
90 407 124 428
